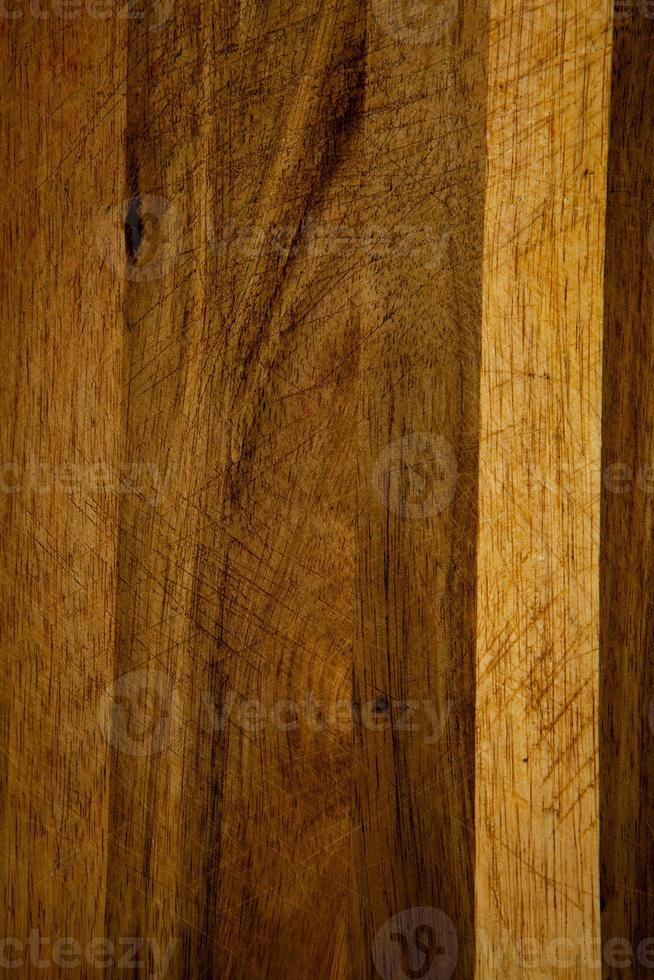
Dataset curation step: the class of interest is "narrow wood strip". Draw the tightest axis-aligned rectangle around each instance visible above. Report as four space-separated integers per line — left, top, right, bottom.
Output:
103 0 217 968
600 14 654 977
475 1 612 975
351 1 487 976
0 8 126 952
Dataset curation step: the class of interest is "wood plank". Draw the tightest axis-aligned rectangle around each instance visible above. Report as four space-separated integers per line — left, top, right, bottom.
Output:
352 1 487 977
0 5 126 957
475 0 612 974
600 13 654 976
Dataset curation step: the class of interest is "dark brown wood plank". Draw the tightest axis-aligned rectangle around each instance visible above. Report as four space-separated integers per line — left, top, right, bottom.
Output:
600 12 654 976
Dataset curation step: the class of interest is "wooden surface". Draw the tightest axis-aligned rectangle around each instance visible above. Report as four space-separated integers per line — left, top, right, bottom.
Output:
2 0 653 978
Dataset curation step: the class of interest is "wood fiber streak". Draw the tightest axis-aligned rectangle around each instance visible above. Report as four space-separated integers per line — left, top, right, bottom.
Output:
600 13 654 976
0 9 126 965
475 0 612 975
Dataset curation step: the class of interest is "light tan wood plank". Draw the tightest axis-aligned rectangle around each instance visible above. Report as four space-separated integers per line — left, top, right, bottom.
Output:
475 0 612 974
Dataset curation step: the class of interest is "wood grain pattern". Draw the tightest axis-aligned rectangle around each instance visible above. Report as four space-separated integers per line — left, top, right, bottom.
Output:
5 0 654 978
